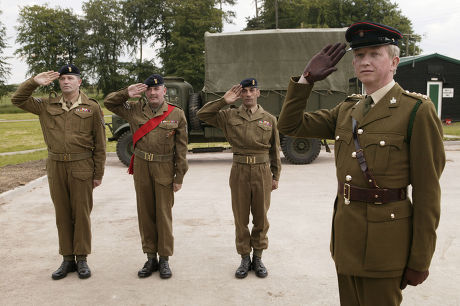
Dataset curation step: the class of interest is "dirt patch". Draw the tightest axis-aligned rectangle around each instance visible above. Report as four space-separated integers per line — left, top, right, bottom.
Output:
0 159 47 194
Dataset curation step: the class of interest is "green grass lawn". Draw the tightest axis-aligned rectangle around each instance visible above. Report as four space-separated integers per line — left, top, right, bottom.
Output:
443 122 460 137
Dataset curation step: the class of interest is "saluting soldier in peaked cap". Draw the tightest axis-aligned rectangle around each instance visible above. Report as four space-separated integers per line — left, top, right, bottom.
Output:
104 73 188 279
11 64 106 280
197 77 281 279
278 21 445 305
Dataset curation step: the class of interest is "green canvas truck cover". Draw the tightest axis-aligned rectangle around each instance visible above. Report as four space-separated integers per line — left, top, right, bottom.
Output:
204 28 354 94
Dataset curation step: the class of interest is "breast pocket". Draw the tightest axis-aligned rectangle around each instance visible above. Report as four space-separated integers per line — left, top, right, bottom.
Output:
228 118 245 142
361 134 405 175
158 121 179 144
334 128 352 168
364 201 413 271
256 121 272 144
74 111 93 133
45 106 64 129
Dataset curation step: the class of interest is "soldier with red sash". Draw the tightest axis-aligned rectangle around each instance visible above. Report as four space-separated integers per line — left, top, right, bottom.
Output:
105 74 188 279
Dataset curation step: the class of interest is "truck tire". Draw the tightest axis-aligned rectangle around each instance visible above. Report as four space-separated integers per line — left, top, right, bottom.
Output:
281 135 321 164
116 130 133 166
188 93 202 130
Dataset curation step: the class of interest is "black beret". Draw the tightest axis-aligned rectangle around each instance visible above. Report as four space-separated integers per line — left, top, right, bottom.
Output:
240 78 257 88
144 74 164 87
58 64 80 76
345 21 403 50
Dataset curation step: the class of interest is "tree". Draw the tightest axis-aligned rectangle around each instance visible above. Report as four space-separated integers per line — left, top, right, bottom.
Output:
158 0 235 91
15 5 85 85
0 10 11 91
82 0 127 96
245 0 419 56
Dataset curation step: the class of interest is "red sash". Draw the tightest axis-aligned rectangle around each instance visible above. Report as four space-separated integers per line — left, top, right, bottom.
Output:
128 104 175 174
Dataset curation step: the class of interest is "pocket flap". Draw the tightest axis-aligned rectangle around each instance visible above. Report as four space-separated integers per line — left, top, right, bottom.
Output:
159 122 178 129
362 134 405 150
46 106 64 116
335 129 352 145
228 118 244 126
74 111 93 119
367 202 413 222
257 122 273 131
72 170 93 181
155 178 173 186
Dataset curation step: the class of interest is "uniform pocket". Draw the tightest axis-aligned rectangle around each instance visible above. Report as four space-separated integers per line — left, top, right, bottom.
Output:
361 133 405 175
256 121 273 144
71 170 93 181
228 118 244 142
45 106 64 129
334 128 352 167
158 121 179 144
74 110 93 133
364 201 413 271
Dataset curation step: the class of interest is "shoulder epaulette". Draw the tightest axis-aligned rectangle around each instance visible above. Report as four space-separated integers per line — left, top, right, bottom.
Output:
89 98 100 105
344 93 364 102
402 90 430 101
167 102 183 110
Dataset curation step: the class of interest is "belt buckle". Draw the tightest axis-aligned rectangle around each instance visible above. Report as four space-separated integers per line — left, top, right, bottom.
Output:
246 156 255 164
144 152 154 161
63 153 71 161
343 183 351 205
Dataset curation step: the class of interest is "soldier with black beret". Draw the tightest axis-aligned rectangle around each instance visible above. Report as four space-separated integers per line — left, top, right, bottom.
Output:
278 22 445 305
105 73 188 279
11 64 106 280
197 77 281 279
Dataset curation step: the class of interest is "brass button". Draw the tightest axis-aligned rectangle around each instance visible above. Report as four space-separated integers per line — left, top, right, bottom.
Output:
344 198 350 205
374 194 379 199
336 135 340 140
357 129 363 135
346 175 352 182
390 213 395 219
379 140 386 146
351 152 357 158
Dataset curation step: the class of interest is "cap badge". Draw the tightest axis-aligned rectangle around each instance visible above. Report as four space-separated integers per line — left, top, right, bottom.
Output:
252 80 255 85
154 78 158 84
68 67 72 72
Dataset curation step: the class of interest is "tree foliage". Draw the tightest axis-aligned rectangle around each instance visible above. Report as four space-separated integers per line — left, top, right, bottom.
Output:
159 0 226 91
245 0 420 56
81 0 127 95
0 10 10 87
15 5 85 82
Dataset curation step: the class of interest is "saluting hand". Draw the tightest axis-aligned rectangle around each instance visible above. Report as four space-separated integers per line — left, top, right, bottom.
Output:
223 84 242 104
34 71 60 86
128 83 148 98
300 42 346 84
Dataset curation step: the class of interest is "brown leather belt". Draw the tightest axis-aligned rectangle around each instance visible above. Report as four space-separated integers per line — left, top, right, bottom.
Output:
338 182 407 204
134 148 173 162
233 154 269 164
48 151 92 162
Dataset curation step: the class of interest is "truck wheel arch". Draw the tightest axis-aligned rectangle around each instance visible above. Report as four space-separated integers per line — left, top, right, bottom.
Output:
116 130 133 166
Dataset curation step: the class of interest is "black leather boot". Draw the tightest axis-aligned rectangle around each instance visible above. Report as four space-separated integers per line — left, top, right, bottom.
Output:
235 256 251 279
52 260 77 280
138 257 159 278
159 258 172 279
252 256 268 278
76 260 91 279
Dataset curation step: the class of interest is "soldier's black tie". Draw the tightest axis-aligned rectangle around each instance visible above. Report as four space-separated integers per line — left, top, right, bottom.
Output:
362 95 374 116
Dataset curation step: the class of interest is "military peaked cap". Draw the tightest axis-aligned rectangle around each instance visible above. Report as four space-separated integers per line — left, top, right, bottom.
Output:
144 74 164 87
240 78 257 88
346 21 403 50
59 64 81 76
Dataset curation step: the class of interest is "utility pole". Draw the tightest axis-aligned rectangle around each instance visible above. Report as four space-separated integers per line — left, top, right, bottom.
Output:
275 0 279 29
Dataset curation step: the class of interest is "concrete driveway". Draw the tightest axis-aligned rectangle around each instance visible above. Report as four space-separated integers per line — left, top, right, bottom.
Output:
1 147 459 305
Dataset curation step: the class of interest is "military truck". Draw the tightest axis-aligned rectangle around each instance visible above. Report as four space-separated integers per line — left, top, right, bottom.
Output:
107 28 356 166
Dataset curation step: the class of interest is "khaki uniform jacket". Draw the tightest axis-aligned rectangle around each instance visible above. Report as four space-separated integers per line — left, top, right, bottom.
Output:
197 98 281 180
104 88 188 184
278 77 445 278
11 78 106 180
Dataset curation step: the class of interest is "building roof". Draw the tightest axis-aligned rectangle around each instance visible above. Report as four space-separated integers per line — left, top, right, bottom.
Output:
399 53 460 67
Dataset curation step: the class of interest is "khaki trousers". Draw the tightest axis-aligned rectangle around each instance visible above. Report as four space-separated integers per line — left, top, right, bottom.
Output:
47 158 94 256
337 273 403 306
133 156 174 256
229 162 272 255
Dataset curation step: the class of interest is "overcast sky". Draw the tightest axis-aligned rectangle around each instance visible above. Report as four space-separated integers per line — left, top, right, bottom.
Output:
1 0 460 84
